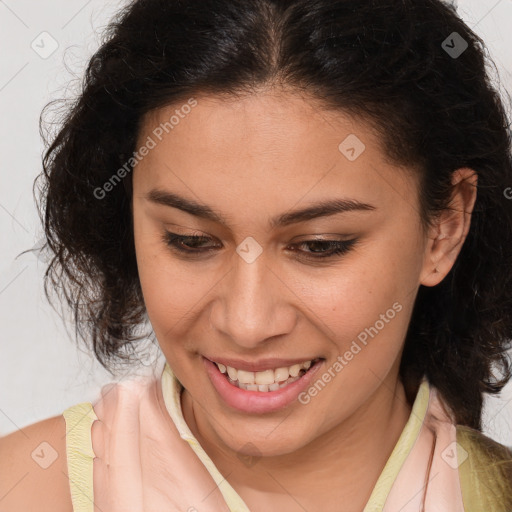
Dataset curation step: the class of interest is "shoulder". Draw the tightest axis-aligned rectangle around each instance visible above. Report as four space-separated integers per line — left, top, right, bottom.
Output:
0 414 74 512
456 425 512 512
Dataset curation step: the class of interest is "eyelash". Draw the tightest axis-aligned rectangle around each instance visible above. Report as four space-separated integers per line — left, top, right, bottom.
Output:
161 231 357 260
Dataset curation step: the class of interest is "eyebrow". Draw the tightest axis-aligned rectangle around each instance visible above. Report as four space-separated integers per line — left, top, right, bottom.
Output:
145 189 376 229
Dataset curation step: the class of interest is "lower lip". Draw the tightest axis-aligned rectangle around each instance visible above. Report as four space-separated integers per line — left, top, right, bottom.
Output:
203 356 325 414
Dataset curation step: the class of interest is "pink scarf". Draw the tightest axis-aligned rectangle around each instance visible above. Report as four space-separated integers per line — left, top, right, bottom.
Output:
89 370 465 511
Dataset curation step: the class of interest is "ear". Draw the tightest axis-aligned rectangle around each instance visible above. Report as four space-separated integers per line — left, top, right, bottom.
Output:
420 168 478 287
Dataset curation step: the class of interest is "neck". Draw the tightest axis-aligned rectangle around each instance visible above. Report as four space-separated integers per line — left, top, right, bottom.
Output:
182 373 412 512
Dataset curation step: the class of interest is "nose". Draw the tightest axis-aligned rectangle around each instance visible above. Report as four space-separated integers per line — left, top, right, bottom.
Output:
208 249 297 350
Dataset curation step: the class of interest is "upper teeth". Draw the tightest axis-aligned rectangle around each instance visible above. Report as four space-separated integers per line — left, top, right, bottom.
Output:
215 360 314 385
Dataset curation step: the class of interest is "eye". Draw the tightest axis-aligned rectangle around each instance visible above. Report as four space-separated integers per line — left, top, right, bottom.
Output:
162 231 358 260
290 238 357 259
162 231 220 254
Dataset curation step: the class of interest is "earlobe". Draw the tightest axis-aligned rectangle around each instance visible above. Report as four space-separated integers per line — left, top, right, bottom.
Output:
420 168 478 287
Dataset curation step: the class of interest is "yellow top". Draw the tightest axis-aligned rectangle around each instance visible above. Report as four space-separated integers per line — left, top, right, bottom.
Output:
62 364 431 512
62 402 98 512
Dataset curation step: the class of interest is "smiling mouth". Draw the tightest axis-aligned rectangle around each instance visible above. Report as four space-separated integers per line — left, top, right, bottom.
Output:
213 357 323 392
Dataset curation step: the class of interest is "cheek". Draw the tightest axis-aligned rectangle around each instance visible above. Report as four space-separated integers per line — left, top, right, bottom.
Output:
133 215 201 332
137 255 205 336
291 257 402 337
292 238 417 363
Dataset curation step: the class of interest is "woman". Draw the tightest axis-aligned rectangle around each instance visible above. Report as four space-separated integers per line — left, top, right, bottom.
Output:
1 0 511 510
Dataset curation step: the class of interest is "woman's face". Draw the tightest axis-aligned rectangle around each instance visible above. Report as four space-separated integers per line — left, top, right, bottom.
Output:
132 91 436 457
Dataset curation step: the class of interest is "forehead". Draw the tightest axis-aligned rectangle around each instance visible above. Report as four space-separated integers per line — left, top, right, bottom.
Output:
139 91 380 153
133 92 419 224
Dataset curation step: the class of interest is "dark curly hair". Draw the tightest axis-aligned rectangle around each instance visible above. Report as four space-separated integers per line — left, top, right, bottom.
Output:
33 0 512 430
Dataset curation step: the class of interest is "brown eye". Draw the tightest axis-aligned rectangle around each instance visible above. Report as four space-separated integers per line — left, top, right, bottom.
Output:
289 239 357 259
162 232 219 254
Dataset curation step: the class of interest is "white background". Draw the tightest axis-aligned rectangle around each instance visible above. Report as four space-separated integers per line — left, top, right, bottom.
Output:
0 0 511 446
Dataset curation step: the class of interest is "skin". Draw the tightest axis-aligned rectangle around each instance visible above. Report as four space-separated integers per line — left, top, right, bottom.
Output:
131 89 477 512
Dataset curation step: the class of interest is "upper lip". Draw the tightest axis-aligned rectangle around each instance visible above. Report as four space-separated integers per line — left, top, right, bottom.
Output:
204 355 322 372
